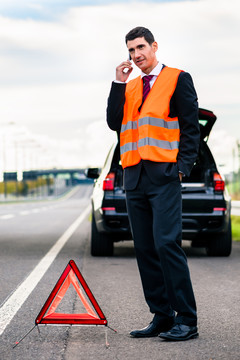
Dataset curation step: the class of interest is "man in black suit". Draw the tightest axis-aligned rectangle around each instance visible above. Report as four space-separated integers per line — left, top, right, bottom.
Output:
107 27 200 341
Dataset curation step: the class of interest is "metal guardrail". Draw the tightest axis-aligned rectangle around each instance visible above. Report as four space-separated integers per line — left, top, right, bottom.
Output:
232 201 240 216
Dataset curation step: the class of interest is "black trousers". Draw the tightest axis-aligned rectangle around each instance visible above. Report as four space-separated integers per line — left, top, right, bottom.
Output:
126 166 197 326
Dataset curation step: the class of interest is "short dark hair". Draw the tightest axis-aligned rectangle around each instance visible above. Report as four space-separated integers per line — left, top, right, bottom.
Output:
125 26 155 45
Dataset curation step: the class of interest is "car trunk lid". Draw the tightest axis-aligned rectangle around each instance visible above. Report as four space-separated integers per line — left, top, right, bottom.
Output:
199 108 217 140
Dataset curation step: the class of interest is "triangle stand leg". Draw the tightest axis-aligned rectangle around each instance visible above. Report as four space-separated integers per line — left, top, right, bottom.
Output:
105 326 110 348
13 324 37 349
105 324 118 349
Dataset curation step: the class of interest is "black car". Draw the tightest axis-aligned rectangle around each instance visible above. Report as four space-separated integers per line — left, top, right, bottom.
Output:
87 108 232 257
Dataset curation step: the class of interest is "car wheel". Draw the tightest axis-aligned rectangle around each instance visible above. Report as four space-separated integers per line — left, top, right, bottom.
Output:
206 219 232 257
91 212 113 256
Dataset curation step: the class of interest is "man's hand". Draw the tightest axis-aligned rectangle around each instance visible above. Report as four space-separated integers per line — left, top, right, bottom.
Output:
116 60 133 82
179 172 183 182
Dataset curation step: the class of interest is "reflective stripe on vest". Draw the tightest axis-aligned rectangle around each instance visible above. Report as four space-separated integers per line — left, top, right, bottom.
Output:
120 66 182 169
121 116 179 132
121 138 179 154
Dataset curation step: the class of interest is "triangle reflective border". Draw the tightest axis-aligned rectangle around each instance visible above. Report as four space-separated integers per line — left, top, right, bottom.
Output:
35 260 107 326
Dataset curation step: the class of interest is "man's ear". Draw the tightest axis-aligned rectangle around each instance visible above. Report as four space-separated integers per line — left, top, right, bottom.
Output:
152 41 158 53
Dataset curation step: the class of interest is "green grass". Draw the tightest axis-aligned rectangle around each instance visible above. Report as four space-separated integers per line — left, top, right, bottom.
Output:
232 215 240 241
0 178 53 195
226 183 240 200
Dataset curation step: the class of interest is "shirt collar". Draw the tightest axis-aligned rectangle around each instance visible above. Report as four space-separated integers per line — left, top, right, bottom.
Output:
141 62 163 78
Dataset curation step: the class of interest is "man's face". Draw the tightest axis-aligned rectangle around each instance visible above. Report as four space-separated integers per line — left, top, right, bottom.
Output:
127 37 158 74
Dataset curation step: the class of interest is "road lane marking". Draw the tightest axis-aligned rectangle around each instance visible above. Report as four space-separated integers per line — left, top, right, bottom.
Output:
19 211 31 216
19 206 56 216
0 214 15 220
19 207 52 216
0 203 91 335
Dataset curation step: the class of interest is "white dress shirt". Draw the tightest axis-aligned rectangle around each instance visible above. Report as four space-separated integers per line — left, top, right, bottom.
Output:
141 62 163 88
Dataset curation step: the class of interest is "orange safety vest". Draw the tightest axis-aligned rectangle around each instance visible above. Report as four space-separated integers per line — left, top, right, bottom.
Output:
120 66 182 169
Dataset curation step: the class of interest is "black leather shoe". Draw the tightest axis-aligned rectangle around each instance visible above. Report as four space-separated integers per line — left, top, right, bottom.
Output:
159 324 199 341
130 318 174 338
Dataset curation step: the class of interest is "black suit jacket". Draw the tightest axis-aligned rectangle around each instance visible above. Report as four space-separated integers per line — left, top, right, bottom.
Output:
107 68 200 190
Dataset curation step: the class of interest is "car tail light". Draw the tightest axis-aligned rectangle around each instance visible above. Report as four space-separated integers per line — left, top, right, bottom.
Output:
102 207 116 211
213 172 225 192
103 172 115 191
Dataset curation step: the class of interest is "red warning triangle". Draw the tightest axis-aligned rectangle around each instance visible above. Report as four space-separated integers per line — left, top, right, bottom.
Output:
35 260 107 326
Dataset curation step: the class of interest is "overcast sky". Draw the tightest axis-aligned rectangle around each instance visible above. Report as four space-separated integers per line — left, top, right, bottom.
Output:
0 0 239 173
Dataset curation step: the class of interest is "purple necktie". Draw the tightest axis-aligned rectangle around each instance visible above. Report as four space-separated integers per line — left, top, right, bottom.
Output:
142 75 154 103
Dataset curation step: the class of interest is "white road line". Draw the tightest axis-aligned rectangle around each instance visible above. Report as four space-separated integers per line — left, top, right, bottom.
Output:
19 211 31 216
0 204 91 335
32 208 40 213
0 214 15 220
19 207 49 216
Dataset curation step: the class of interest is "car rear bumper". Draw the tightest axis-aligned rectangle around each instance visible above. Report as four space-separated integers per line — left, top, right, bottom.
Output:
94 207 132 240
182 208 230 240
94 202 231 241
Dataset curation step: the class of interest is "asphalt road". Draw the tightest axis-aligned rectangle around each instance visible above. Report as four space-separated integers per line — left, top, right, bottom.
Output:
0 185 239 360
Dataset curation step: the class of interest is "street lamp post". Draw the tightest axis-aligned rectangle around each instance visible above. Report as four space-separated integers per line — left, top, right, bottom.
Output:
237 140 240 196
2 134 7 198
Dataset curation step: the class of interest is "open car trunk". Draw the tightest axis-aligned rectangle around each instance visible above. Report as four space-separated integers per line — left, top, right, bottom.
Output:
181 108 217 190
